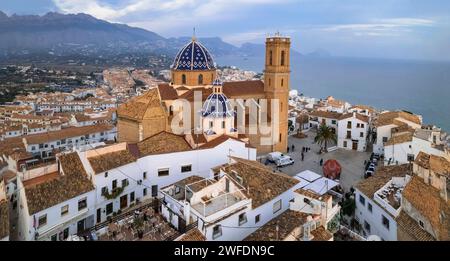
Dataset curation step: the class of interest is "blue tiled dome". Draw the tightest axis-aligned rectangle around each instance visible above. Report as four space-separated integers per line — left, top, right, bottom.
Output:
201 80 234 118
172 39 216 71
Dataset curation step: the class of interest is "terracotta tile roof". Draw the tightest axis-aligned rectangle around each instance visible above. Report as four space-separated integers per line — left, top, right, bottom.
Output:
402 176 450 240
162 175 206 190
311 226 333 241
350 105 375 113
24 124 114 145
356 164 411 198
309 110 342 119
178 87 212 102
222 80 265 97
415 152 450 178
117 88 166 121
178 228 206 241
24 152 94 215
0 200 8 239
198 135 245 149
374 111 421 127
339 113 369 123
295 188 323 200
137 131 192 157
396 210 435 241
0 137 31 160
88 149 137 174
223 157 299 208
244 210 309 241
385 132 414 146
2 170 16 183
158 83 179 100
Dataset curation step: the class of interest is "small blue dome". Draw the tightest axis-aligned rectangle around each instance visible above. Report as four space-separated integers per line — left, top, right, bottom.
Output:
201 92 234 118
172 39 216 71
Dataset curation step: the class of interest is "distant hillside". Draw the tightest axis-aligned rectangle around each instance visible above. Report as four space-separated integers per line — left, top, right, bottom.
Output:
0 11 310 63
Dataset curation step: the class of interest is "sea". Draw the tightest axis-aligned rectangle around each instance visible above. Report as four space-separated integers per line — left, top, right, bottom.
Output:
216 55 450 132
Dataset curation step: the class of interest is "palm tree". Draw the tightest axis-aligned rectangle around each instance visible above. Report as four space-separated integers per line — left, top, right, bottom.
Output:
314 124 337 151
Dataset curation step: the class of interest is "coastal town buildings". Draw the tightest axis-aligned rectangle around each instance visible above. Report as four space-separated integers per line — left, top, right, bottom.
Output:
337 112 370 152
117 34 291 154
372 111 422 156
355 152 450 241
384 125 449 165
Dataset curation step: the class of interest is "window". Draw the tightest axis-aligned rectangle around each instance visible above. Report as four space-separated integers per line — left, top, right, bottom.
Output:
346 131 351 139
130 192 135 202
419 220 425 229
347 121 352 129
364 221 371 233
368 203 373 213
104 172 108 178
238 213 248 226
101 186 108 196
382 215 390 230
343 141 348 148
213 225 222 239
407 154 415 162
281 50 285 66
181 165 192 173
51 234 57 241
209 121 213 128
255 214 261 224
143 172 147 180
279 133 282 142
31 146 35 151
112 179 117 189
273 199 282 214
143 188 148 197
359 195 366 206
106 203 113 215
222 121 225 129
360 132 364 138
78 198 87 211
331 120 337 124
361 124 365 128
357 123 360 128
175 186 181 194
281 79 284 87
121 179 129 187
382 137 388 143
198 74 203 85
61 205 69 216
269 50 273 65
182 74 186 85
38 214 47 228
158 168 169 177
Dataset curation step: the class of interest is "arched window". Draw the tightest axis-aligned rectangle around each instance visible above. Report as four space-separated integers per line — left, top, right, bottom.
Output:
269 50 273 66
198 74 204 85
281 50 285 66
182 74 186 85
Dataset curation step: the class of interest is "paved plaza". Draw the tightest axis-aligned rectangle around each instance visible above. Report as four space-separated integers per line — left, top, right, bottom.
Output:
262 130 371 192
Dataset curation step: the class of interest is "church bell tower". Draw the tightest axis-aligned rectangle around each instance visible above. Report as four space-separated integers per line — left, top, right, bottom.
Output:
264 33 291 153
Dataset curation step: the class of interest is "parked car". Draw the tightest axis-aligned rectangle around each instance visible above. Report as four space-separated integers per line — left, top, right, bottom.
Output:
275 156 295 167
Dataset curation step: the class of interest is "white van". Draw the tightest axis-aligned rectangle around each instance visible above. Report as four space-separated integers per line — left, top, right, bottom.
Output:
267 152 284 163
276 156 295 167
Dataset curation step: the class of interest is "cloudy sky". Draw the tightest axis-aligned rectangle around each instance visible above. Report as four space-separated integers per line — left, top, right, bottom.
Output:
1 0 449 61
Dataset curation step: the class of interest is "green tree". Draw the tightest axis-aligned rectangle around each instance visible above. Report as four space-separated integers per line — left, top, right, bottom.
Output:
314 124 337 150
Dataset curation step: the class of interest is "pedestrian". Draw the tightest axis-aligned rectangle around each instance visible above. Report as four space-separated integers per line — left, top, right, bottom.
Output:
320 158 324 166
287 146 290 153
301 152 304 161
302 147 305 153
292 144 295 152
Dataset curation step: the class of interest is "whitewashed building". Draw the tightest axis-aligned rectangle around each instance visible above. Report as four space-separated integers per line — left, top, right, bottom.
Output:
337 112 370 152
372 111 422 155
16 152 96 241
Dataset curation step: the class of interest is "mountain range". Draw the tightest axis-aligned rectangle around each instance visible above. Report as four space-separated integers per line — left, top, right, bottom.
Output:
0 11 324 60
